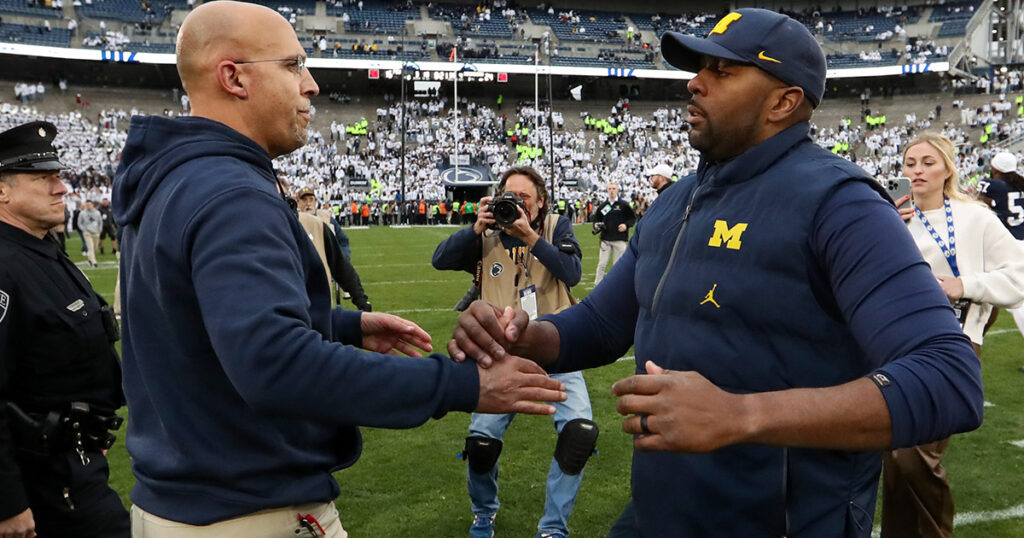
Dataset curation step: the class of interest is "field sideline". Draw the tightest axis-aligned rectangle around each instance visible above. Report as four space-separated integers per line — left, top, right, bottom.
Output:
66 223 1024 536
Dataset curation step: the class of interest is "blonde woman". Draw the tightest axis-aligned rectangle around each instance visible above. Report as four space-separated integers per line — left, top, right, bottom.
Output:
882 132 1024 538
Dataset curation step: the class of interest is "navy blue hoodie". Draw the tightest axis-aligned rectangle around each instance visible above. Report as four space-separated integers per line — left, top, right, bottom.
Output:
113 116 479 524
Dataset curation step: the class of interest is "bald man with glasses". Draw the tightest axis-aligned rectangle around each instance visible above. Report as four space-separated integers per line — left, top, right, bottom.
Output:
112 2 566 536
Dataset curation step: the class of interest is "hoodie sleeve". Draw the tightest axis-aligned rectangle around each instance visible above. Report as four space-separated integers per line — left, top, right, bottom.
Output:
542 230 639 373
811 180 984 448
184 187 479 428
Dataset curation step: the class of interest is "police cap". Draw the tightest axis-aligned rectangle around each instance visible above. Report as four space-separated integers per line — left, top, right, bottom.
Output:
0 121 67 173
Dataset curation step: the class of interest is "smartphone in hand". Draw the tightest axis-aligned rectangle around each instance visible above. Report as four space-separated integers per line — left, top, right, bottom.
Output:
885 177 913 203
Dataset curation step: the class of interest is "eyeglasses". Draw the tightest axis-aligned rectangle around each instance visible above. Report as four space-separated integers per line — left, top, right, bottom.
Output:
235 55 306 75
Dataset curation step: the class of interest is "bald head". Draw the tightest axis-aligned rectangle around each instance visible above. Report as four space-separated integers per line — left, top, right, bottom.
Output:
175 0 319 158
177 1 288 93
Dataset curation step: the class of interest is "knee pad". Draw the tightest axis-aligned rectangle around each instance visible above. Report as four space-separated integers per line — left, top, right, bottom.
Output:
554 418 599 476
464 436 503 474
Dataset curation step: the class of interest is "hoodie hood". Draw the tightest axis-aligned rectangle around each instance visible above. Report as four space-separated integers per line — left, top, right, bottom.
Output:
113 115 273 227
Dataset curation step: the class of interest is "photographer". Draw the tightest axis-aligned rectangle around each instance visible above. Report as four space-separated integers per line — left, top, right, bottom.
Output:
592 182 635 285
432 167 594 538
295 187 371 311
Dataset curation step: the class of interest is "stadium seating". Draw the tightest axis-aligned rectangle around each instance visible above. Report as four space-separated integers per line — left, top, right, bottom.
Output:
938 18 971 37
328 0 417 35
552 55 651 69
82 33 175 52
825 51 900 68
429 4 513 39
0 22 71 46
928 0 981 22
626 13 716 39
528 9 626 43
0 0 63 19
76 0 170 24
251 0 316 12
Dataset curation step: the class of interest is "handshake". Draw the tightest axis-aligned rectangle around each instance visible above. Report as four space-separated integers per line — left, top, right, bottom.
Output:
443 301 566 416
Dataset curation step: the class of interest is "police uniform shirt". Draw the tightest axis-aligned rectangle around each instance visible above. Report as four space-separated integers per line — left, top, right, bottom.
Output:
0 221 122 412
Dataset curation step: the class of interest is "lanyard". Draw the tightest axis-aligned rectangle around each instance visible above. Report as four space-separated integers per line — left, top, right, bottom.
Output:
914 197 960 278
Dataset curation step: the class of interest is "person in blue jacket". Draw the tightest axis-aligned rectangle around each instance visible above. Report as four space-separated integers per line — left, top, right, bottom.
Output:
113 2 566 536
433 167 594 538
447 9 984 538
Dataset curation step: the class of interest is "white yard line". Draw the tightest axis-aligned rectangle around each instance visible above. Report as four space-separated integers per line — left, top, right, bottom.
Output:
385 308 456 314
363 280 455 286
872 503 1024 536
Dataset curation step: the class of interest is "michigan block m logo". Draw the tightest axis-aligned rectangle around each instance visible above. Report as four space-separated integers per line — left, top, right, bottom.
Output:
708 220 748 250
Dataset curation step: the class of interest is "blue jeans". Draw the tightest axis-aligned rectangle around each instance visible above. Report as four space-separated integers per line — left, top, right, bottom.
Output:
467 371 592 536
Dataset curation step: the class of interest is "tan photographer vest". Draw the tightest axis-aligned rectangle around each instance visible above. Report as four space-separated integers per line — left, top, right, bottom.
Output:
480 214 574 316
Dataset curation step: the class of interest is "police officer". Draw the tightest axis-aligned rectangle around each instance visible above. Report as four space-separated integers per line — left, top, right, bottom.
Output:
0 121 129 538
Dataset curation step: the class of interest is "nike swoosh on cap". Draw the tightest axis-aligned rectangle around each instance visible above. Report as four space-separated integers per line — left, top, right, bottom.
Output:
758 50 782 63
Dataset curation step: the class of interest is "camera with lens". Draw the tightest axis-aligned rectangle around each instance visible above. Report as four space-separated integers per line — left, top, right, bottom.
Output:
487 192 527 229
591 222 605 235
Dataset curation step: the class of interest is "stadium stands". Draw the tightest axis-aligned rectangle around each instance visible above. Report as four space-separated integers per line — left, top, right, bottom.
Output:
528 8 626 43
252 0 316 12
0 0 63 19
928 0 981 22
0 22 71 46
76 0 171 24
0 1 989 74
429 3 514 39
938 18 971 37
328 0 417 34
826 51 900 68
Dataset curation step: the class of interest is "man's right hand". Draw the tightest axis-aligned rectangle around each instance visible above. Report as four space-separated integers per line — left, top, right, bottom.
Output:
448 301 529 367
0 509 35 538
472 196 495 235
476 355 566 415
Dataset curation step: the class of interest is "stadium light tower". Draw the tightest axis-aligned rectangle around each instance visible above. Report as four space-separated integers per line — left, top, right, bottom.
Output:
991 0 1023 64
543 33 556 206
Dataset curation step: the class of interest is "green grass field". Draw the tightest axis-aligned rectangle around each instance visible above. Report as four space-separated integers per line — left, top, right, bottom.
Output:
66 224 1024 536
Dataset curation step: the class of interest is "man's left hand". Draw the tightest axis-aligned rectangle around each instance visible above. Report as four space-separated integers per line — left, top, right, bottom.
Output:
617 223 627 232
937 275 964 302
361 312 433 356
501 205 539 246
612 361 750 453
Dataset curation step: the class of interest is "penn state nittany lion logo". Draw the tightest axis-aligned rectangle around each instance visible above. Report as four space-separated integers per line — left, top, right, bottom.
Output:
490 262 504 277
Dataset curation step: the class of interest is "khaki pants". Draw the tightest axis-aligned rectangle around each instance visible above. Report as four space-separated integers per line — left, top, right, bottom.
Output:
83 231 100 265
131 502 347 538
881 438 953 538
594 239 626 285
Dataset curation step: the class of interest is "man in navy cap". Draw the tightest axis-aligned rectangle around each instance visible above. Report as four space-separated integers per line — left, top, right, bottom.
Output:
448 8 984 537
0 121 129 538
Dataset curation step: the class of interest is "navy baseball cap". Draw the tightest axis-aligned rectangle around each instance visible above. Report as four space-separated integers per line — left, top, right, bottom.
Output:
0 121 67 173
662 8 826 107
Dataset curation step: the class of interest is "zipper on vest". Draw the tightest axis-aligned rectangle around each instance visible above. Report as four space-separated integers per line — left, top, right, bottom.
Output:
781 447 790 538
651 178 706 313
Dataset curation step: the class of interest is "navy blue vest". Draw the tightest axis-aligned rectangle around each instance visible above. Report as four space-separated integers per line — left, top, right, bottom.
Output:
629 123 888 537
